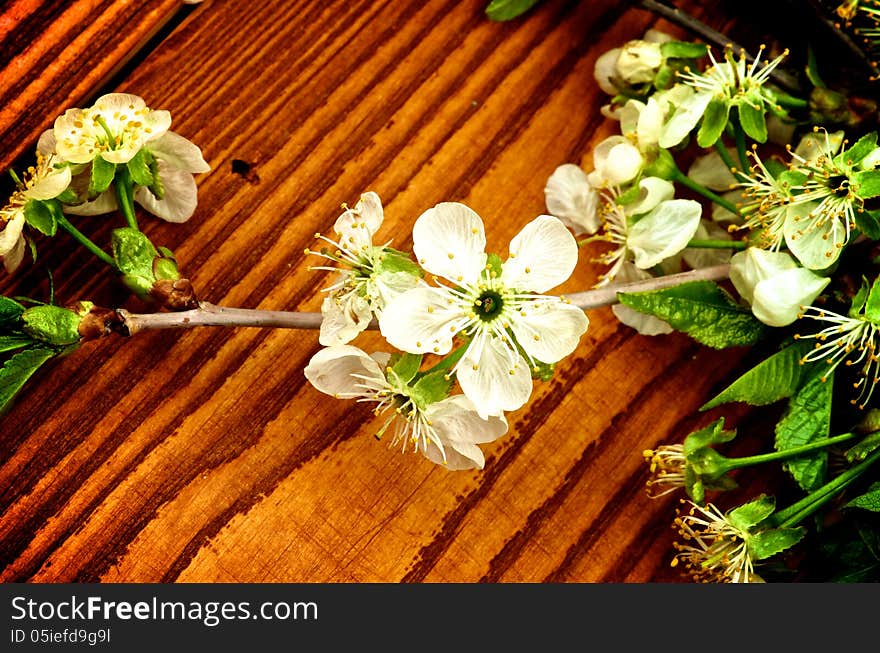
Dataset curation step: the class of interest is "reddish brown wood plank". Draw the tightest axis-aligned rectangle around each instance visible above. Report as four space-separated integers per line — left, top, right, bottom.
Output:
0 0 761 583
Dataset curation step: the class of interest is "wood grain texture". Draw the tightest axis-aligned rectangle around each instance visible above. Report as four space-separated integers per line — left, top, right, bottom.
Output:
0 0 761 583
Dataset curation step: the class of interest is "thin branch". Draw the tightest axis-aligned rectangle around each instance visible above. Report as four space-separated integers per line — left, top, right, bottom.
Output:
117 264 731 335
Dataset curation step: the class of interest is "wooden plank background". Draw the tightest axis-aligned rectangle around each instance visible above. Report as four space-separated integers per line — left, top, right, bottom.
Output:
0 0 769 582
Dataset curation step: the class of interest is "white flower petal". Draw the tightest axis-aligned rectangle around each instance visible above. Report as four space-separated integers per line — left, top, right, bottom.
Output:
544 164 600 235
149 130 211 173
318 292 373 346
625 176 675 216
601 142 643 186
369 270 420 312
134 161 197 222
619 100 645 137
412 202 487 285
26 165 71 200
594 47 622 95
637 97 664 151
63 191 118 216
616 40 662 84
783 202 845 270
794 130 844 163
659 89 711 148
729 247 798 305
2 232 26 273
379 286 460 355
751 268 830 327
502 215 579 293
333 191 384 245
422 395 508 470
512 300 588 364
37 130 57 157
0 211 25 256
304 345 387 397
457 336 532 418
628 199 702 269
687 149 738 192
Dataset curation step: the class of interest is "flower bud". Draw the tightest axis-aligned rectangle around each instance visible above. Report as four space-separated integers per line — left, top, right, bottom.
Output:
616 40 663 85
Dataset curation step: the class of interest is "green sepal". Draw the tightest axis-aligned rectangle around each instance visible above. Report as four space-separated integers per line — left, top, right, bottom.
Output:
484 0 542 21
845 482 880 512
727 494 776 531
147 156 165 200
845 431 880 463
701 341 817 410
127 149 155 187
0 346 60 415
836 132 878 168
615 183 644 206
617 280 766 350
530 360 555 381
774 370 833 492
410 369 453 407
681 418 738 504
697 99 730 148
21 305 82 346
683 417 736 453
660 40 708 59
748 527 806 561
652 64 675 91
484 253 504 278
153 256 181 282
56 188 79 204
89 156 116 196
853 169 880 199
376 248 423 278
23 199 58 237
388 352 422 385
738 101 768 143
849 278 871 317
642 148 678 180
764 158 788 179
776 169 808 189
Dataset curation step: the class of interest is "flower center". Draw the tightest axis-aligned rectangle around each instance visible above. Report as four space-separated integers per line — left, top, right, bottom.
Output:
474 289 504 321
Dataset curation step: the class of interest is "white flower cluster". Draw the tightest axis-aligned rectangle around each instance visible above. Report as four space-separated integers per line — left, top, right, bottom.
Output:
305 193 589 470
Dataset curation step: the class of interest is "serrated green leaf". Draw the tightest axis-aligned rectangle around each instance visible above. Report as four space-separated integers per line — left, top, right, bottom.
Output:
0 335 36 354
485 0 542 21
411 369 452 406
853 169 880 200
748 527 806 560
0 346 59 415
738 101 768 143
728 494 776 530
617 280 766 350
23 199 58 236
846 431 880 463
111 227 158 278
837 132 878 168
775 371 833 492
389 352 422 385
846 482 880 512
660 40 708 59
701 342 817 410
89 156 116 196
697 99 729 148
127 149 154 187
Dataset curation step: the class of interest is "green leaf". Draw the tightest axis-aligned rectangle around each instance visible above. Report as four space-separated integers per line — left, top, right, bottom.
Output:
89 156 116 196
389 352 422 385
617 280 766 350
853 170 880 199
411 370 452 406
696 98 729 148
738 101 768 143
846 431 880 463
775 371 834 492
846 482 880 512
660 41 708 60
127 149 154 187
0 346 59 415
748 527 806 560
21 305 82 346
0 296 25 327
23 199 58 236
728 494 775 531
866 277 880 321
484 0 542 21
0 335 36 354
837 131 878 168
111 227 159 279
856 209 880 240
701 342 817 410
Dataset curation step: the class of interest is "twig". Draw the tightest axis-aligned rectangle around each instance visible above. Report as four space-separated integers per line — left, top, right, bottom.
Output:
636 0 802 93
117 264 731 335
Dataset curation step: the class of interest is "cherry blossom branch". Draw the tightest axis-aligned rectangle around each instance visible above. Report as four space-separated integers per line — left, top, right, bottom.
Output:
117 264 731 335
